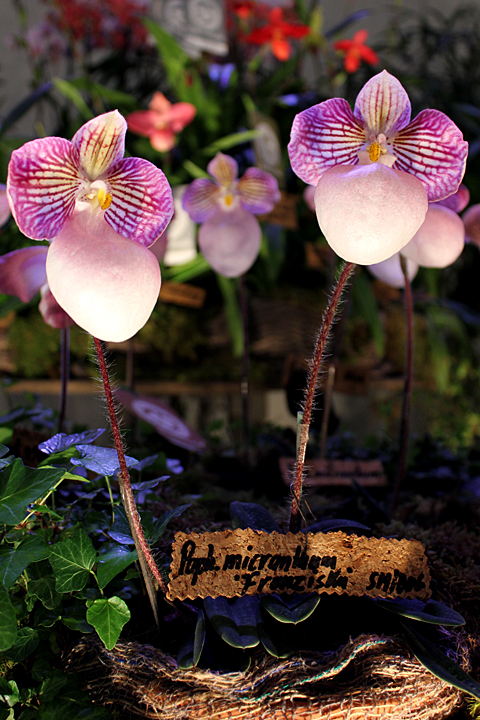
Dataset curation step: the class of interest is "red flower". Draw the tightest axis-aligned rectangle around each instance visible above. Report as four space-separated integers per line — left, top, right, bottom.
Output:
333 30 379 73
244 7 310 61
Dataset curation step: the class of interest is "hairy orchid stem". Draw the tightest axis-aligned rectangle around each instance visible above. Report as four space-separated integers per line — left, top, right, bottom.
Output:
239 275 250 459
289 261 356 533
93 337 166 625
391 257 414 514
58 326 70 434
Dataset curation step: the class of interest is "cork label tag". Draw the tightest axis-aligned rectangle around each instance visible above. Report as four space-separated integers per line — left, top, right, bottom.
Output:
167 529 432 602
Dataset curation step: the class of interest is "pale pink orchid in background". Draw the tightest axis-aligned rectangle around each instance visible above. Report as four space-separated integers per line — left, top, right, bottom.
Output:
182 152 281 277
127 93 197 152
7 110 174 342
0 246 73 329
368 185 470 287
288 70 468 265
461 198 480 250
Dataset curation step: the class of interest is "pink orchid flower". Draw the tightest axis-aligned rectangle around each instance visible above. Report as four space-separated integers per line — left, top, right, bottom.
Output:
182 152 281 277
369 185 470 287
127 93 197 152
7 110 174 342
0 246 73 329
288 70 468 265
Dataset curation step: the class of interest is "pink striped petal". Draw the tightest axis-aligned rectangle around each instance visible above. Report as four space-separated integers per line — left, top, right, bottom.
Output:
354 70 411 135
437 183 470 213
105 157 174 247
198 207 261 277
288 98 365 185
0 246 48 302
392 110 468 201
7 137 79 240
72 110 126 181
182 178 220 222
237 167 281 214
207 153 238 186
0 184 10 227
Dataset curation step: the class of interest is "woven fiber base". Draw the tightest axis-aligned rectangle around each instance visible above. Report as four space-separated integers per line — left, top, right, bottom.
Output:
64 632 466 719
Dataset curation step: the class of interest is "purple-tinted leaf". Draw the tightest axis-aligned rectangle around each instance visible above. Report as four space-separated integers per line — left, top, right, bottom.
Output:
70 445 138 475
130 454 158 472
288 98 364 185
105 157 174 247
166 458 184 474
39 428 105 454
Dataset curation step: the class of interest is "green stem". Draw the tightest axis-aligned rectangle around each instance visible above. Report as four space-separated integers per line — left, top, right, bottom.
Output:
289 261 356 533
93 337 166 626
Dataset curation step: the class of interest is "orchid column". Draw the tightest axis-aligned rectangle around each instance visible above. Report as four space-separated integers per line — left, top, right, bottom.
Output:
288 70 467 530
7 110 174 623
182 152 280 454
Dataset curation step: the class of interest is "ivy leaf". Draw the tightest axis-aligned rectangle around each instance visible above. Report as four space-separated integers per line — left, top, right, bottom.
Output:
0 535 49 588
39 671 68 702
0 587 17 652
86 597 131 650
0 460 65 525
49 530 97 593
60 605 93 633
27 577 62 610
0 679 19 708
97 547 138 590
1 628 39 662
70 446 138 476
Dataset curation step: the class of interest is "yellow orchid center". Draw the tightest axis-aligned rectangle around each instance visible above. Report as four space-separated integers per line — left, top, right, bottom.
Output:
366 140 387 163
97 187 113 210
224 194 234 207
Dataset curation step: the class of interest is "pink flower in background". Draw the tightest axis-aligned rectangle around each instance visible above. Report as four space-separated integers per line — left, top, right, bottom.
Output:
333 30 379 74
368 185 470 287
127 93 197 152
182 152 281 277
288 70 468 265
7 110 174 342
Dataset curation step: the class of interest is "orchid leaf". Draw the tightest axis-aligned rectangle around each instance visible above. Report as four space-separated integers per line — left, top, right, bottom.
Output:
177 609 206 669
86 596 130 650
261 594 320 624
401 620 480 700
201 131 258 155
230 501 281 532
204 596 261 649
52 78 93 120
163 255 211 283
376 598 465 626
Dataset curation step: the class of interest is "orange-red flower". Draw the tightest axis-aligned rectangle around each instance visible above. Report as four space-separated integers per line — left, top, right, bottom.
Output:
127 93 197 152
333 30 379 74
244 7 310 61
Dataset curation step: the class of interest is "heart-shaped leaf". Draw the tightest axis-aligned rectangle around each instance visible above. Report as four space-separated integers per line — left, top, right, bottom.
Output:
49 530 97 593
0 460 65 525
0 534 49 588
204 595 261 648
70 446 138 476
38 429 105 455
1 627 39 662
97 547 138 590
86 596 131 650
